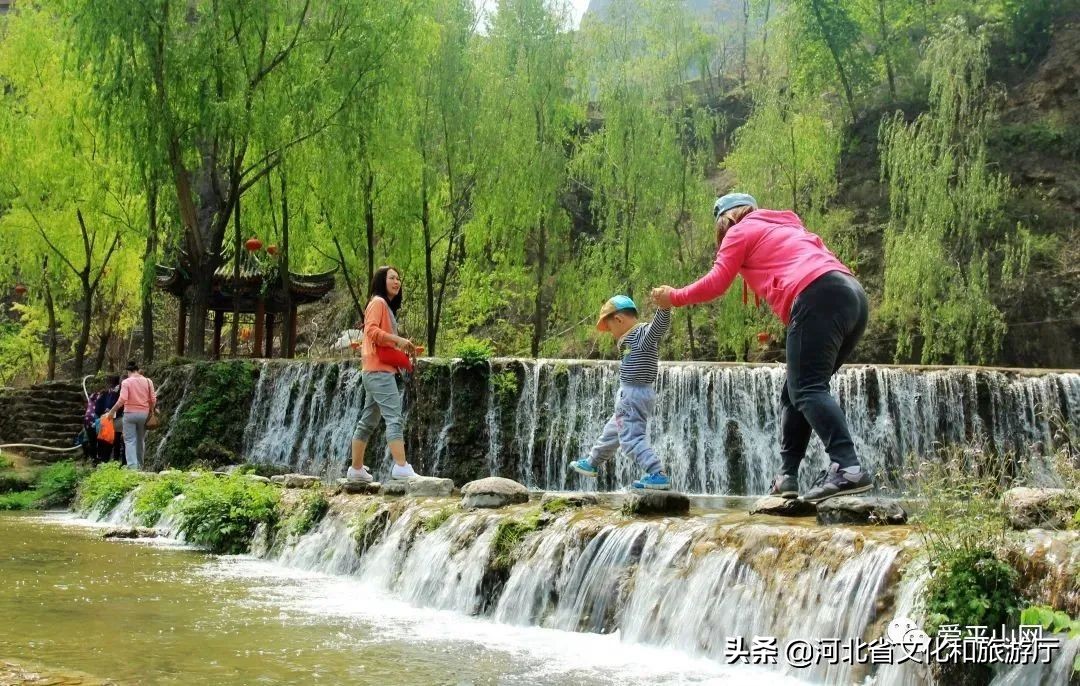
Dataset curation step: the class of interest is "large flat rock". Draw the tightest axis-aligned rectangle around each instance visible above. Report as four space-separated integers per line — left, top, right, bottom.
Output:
461 476 529 509
750 496 817 517
270 474 322 489
378 476 455 498
815 497 907 525
336 479 382 495
622 490 690 516
1002 487 1080 530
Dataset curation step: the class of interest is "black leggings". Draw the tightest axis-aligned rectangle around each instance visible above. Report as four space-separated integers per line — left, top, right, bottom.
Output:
780 270 869 475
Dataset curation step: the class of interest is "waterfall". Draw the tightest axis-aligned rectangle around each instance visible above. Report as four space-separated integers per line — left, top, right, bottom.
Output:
242 361 368 479
506 361 1080 493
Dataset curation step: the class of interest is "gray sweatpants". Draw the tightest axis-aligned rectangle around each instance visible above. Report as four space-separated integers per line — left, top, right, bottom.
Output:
123 411 148 469
587 384 662 475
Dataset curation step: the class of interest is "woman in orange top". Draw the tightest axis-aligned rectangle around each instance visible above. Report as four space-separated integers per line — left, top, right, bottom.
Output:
348 266 422 483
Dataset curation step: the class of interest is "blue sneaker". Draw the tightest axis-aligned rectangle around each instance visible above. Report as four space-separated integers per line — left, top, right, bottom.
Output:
631 472 671 491
569 458 598 477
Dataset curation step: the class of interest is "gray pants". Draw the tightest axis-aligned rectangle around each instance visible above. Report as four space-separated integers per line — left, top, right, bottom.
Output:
123 412 148 469
353 372 404 443
588 384 662 475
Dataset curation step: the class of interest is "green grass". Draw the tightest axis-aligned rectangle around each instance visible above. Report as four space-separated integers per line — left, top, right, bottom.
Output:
421 504 459 532
0 460 85 511
76 463 145 516
133 471 190 526
174 472 280 554
0 489 42 511
281 488 330 538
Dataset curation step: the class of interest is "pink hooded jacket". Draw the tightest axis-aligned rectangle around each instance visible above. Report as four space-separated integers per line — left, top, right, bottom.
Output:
669 209 850 324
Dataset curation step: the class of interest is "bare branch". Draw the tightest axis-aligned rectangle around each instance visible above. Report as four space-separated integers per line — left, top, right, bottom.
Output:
248 0 311 91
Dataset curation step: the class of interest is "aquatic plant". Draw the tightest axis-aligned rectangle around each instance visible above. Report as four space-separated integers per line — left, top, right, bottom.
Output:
421 504 459 532
76 463 144 516
175 472 280 554
133 471 189 526
281 488 330 538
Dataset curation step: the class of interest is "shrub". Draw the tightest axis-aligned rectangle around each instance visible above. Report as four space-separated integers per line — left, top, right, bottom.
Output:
76 463 144 516
492 370 518 405
34 461 83 508
191 439 239 468
0 490 40 511
924 548 1021 636
453 337 494 369
174 475 280 557
281 488 330 538
161 361 257 469
133 472 189 526
175 472 280 554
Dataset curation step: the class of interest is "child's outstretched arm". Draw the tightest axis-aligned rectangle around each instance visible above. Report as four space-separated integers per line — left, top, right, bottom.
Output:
640 307 672 349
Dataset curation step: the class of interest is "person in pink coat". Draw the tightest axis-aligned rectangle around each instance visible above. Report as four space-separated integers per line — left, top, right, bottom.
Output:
651 193 872 503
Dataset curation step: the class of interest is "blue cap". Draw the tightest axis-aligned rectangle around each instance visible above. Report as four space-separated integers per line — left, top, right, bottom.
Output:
596 295 638 331
713 193 758 219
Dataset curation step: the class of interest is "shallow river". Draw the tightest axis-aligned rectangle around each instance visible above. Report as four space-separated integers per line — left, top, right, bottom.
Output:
0 512 808 685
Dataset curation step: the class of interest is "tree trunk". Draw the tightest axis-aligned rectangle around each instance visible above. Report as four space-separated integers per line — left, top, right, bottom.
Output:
230 193 241 356
877 0 897 103
74 274 92 377
809 0 858 126
93 329 111 373
364 168 376 290
759 0 772 80
278 171 293 357
421 172 436 353
42 257 57 381
141 184 158 364
531 216 547 358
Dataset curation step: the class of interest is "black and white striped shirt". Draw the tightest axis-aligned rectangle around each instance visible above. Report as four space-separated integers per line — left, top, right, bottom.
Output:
618 308 671 386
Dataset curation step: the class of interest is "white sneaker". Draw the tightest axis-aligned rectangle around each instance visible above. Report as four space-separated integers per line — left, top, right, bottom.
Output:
347 466 374 483
391 463 419 480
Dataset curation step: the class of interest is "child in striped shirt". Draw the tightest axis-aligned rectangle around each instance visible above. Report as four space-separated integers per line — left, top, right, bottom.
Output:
570 295 672 490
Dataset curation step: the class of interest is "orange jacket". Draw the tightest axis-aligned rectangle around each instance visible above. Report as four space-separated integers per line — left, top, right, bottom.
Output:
361 297 398 373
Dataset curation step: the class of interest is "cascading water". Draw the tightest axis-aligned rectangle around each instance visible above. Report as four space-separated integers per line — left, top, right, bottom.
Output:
189 358 1080 494
506 361 1080 493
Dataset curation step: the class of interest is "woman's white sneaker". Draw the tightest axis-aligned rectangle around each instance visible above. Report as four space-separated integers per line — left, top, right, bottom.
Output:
391 463 418 480
347 466 374 483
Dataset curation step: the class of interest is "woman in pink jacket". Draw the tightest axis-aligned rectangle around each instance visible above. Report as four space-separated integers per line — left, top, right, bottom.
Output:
651 193 871 503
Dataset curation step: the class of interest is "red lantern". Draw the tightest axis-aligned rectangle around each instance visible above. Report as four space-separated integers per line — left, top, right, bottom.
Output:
14 284 27 296
756 331 770 345
244 237 263 252
239 327 252 342
349 341 361 351
266 244 278 256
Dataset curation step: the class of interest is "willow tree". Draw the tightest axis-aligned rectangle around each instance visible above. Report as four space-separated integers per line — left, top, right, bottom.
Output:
0 5 142 376
471 0 576 356
568 0 719 358
879 19 1019 364
62 0 406 357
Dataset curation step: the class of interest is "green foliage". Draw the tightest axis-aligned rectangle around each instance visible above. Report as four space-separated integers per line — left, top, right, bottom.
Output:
492 370 519 405
76 463 144 516
1021 605 1080 637
0 490 41 511
924 548 1021 636
281 488 330 538
174 473 280 555
421 504 459 533
490 510 543 572
540 497 569 515
349 501 389 550
453 338 494 369
0 455 12 471
132 472 188 527
162 362 256 469
878 20 1016 364
33 460 83 508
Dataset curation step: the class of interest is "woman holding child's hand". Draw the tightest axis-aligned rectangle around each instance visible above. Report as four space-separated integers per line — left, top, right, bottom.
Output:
650 193 872 504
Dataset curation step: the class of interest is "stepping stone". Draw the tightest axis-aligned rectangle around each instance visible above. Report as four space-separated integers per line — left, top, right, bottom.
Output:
750 496 817 517
815 496 907 525
461 476 529 509
540 492 599 510
336 479 382 495
271 474 322 489
378 477 454 497
102 526 158 539
621 490 690 516
244 474 272 484
1002 487 1080 530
